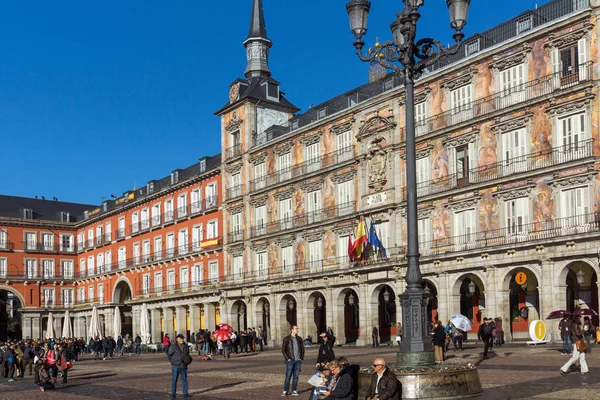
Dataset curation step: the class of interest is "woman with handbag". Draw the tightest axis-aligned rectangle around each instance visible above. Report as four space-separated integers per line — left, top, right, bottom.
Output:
560 315 589 375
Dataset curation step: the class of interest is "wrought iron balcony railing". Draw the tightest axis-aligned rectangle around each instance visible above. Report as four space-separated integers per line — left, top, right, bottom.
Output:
75 297 104 306
250 201 356 237
0 241 14 251
411 139 594 198
226 143 242 159
22 242 75 254
115 228 126 240
249 146 355 192
228 231 244 243
227 185 243 199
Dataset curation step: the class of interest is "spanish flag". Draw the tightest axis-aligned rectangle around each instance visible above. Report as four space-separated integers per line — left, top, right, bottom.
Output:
352 217 367 259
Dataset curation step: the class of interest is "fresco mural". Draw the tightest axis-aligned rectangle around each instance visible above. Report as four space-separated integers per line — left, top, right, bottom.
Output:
591 18 599 78
323 230 336 265
266 148 275 175
529 39 551 81
267 193 277 223
294 186 305 217
429 81 446 130
323 126 334 156
478 123 497 168
293 141 303 167
532 176 555 229
475 61 493 101
323 176 335 212
432 203 450 243
479 189 499 233
593 91 600 156
431 139 450 186
595 169 600 215
294 233 306 270
530 105 553 166
268 242 279 271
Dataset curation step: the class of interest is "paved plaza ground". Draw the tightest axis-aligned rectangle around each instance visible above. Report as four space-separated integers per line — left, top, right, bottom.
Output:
0 341 599 399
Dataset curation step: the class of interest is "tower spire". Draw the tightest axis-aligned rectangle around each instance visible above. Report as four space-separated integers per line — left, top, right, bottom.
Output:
243 0 272 78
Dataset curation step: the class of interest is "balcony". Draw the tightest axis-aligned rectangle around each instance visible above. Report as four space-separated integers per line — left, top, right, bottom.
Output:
77 242 84 252
0 241 14 251
86 239 94 249
22 242 70 254
228 231 244 243
250 201 356 237
204 196 218 210
95 236 105 247
248 146 356 192
190 201 203 215
227 185 243 200
226 143 242 159
75 297 104 307
176 205 187 220
115 228 126 240
413 139 594 198
0 273 74 281
420 213 600 257
408 63 593 139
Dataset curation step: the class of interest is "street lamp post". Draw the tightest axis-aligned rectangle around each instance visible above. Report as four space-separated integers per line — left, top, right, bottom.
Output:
346 0 471 367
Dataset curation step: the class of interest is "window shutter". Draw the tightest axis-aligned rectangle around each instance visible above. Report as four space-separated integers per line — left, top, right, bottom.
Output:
551 48 560 75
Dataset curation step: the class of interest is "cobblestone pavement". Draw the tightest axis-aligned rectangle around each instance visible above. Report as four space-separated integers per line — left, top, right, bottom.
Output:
0 342 598 399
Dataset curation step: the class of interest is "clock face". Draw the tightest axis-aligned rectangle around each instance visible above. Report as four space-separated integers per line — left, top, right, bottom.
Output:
229 84 239 103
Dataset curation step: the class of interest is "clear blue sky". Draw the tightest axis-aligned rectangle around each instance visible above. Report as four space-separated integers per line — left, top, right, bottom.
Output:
0 0 552 205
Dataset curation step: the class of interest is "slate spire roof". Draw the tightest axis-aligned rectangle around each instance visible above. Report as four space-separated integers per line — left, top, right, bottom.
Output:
245 0 270 44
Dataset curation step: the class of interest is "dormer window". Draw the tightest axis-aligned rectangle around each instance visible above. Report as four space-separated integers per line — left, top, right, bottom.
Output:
22 208 33 219
317 108 326 120
199 159 206 172
291 120 299 130
171 171 179 185
383 79 394 91
348 93 359 107
148 182 154 193
60 212 70 222
267 82 279 99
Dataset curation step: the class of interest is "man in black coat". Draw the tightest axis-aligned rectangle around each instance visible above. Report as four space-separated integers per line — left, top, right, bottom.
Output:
316 332 335 369
365 358 400 400
281 325 304 397
167 334 191 398
478 318 493 359
432 321 446 363
22 341 35 376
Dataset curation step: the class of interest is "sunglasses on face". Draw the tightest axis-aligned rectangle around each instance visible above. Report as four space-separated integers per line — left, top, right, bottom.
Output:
372 364 383 368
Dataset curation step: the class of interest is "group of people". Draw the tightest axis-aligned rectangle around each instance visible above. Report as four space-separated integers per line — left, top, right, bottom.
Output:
559 314 596 375
185 326 266 360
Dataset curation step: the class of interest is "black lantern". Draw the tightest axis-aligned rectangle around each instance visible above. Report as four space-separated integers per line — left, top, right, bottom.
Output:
383 289 390 303
468 280 477 296
348 293 355 306
317 297 323 308
576 269 585 285
240 303 246 314
446 0 471 41
345 0 371 42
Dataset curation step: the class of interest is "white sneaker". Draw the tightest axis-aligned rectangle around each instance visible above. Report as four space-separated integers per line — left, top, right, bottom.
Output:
292 391 299 396
282 391 288 397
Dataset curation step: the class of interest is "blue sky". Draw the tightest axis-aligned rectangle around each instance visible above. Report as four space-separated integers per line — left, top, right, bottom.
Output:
0 0 553 205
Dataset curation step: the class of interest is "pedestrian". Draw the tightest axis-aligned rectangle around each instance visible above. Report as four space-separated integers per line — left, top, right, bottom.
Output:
558 314 571 355
372 326 379 348
281 325 304 397
583 316 595 354
117 336 124 356
365 358 400 400
326 326 336 347
45 343 59 384
167 334 192 398
322 360 355 400
478 318 493 359
93 337 102 360
433 321 446 363
56 343 71 383
396 322 403 346
316 332 335 370
257 326 264 351
37 362 55 392
5 343 16 382
163 333 171 354
22 341 35 377
560 315 589 375
240 331 247 353
494 317 504 346
445 321 457 351
250 328 257 352
134 334 142 356
230 331 238 354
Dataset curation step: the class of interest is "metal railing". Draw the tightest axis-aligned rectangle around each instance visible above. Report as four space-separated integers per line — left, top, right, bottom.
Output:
250 202 356 237
0 241 14 251
228 231 244 243
249 146 355 192
226 143 242 159
21 242 76 254
75 297 104 306
116 228 126 240
412 139 594 198
408 63 593 139
0 272 75 281
227 185 243 199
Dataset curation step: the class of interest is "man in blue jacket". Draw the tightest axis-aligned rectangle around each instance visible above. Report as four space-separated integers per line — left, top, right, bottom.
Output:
167 334 192 398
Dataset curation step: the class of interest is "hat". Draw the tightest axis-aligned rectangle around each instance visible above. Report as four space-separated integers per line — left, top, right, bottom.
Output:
176 334 185 339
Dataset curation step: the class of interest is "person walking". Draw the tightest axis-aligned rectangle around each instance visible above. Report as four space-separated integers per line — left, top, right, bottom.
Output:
5 343 16 382
163 334 171 354
372 326 379 348
583 316 595 354
560 315 589 375
257 326 264 351
316 332 335 370
167 334 192 398
365 358 400 400
117 336 124 356
478 318 493 359
558 315 571 355
134 334 142 356
396 322 403 346
93 337 102 360
281 325 304 397
433 321 446 363
22 341 35 377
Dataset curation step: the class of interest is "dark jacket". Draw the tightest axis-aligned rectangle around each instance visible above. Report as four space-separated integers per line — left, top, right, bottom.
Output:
167 342 190 369
316 339 335 365
478 323 492 340
326 366 355 400
433 324 446 346
569 320 584 344
135 335 142 344
23 346 35 360
281 334 304 362
4 348 15 364
365 368 400 400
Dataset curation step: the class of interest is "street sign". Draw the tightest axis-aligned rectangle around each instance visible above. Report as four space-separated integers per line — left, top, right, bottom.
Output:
515 272 527 286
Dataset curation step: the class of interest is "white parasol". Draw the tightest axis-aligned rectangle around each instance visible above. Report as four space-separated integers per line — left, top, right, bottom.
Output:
140 303 151 344
450 313 472 332
88 306 102 339
46 312 55 339
113 306 122 339
62 310 73 338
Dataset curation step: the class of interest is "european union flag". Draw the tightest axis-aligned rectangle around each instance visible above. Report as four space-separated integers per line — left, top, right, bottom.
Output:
367 221 387 259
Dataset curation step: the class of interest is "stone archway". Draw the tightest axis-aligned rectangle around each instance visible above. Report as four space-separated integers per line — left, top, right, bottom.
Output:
112 278 133 304
230 300 248 333
279 294 297 336
370 284 396 343
560 260 599 325
336 288 359 344
0 286 25 341
500 267 541 340
423 280 439 324
452 273 486 334
255 297 270 345
306 291 326 342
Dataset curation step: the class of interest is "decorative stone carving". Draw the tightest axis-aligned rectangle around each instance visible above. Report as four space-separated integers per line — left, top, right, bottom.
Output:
227 203 244 214
446 195 481 210
329 119 355 135
443 131 477 148
441 67 478 91
416 144 433 160
248 152 267 165
489 43 532 70
545 23 594 49
250 241 269 251
331 170 356 184
549 170 598 187
300 130 323 146
357 115 396 140
274 140 294 156
491 113 533 133
494 185 534 200
304 231 324 242
367 140 388 192
275 237 295 247
228 246 244 257
417 207 435 218
274 187 295 200
249 194 268 207
226 111 243 132
333 226 354 235
547 92 596 116
371 212 391 222
414 85 432 104
300 179 323 192
225 163 242 174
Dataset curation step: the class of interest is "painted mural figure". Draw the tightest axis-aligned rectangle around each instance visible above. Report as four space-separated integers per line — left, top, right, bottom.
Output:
531 106 553 167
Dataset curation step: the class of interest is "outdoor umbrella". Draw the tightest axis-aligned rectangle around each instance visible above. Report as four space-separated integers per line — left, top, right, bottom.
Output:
217 323 234 333
572 308 598 317
450 314 472 332
212 329 232 342
140 303 151 344
547 310 571 319
46 312 55 339
89 306 102 339
62 310 73 339
113 306 122 339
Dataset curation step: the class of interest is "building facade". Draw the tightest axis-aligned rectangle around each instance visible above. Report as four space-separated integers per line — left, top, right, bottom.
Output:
2 0 600 345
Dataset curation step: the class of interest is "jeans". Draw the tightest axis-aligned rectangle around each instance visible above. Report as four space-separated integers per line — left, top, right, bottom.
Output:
135 344 141 355
283 360 301 392
171 367 189 395
202 342 209 355
223 345 230 358
561 346 588 374
562 335 572 354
